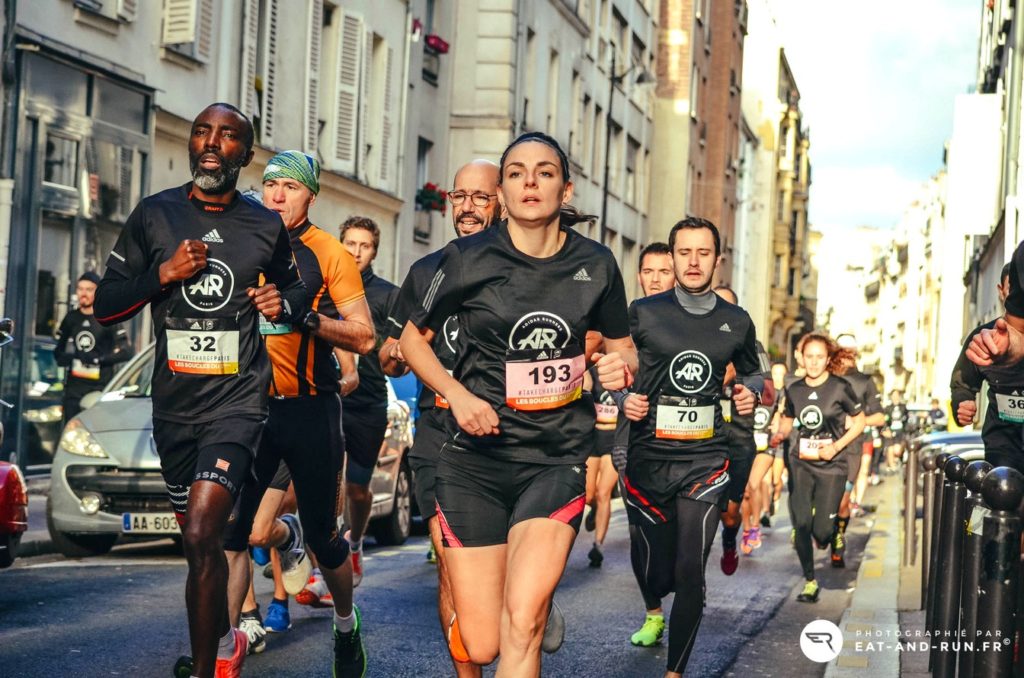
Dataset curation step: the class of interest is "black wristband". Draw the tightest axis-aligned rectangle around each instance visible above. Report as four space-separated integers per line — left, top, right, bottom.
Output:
303 311 320 332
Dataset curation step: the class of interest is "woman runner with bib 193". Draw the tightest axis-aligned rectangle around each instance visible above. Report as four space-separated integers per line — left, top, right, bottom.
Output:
400 132 636 676
770 333 865 603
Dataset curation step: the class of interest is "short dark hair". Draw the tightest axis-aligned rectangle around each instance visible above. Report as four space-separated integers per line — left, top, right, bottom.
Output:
638 242 670 269
340 216 381 251
201 102 255 151
499 131 570 183
1001 263 1011 283
668 217 721 257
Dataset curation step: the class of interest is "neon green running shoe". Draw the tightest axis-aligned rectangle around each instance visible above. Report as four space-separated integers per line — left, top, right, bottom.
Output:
426 543 437 564
796 580 820 603
630 614 665 647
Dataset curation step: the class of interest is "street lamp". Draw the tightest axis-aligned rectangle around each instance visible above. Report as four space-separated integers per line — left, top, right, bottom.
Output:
599 51 655 246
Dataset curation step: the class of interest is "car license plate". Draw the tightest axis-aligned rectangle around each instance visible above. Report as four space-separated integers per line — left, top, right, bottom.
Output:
122 513 180 534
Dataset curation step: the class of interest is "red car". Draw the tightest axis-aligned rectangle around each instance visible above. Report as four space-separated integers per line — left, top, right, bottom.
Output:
0 318 26 568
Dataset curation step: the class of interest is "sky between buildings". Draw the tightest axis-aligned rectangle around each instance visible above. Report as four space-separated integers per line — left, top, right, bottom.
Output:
772 0 981 232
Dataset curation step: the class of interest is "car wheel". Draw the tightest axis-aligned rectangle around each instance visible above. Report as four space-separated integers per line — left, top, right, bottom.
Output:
372 460 411 546
46 498 117 558
0 533 17 568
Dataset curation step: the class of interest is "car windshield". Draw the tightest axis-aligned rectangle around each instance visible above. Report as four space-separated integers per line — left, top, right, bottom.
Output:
104 345 154 398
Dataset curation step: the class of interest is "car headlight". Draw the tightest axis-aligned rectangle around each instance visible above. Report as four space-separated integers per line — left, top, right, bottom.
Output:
24 404 63 423
59 421 108 458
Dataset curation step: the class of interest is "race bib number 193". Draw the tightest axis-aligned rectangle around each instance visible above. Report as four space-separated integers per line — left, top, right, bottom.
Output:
165 317 240 375
505 347 584 411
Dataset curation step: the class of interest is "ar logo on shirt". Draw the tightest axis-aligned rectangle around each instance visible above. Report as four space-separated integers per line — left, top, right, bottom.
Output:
753 406 771 429
799 405 824 430
442 315 460 354
508 312 571 351
668 350 713 394
74 331 96 352
182 258 235 312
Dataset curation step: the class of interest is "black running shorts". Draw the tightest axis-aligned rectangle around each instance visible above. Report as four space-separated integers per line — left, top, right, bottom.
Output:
409 408 448 520
622 453 731 525
589 428 616 458
152 416 264 526
342 405 388 487
435 443 586 548
723 424 755 504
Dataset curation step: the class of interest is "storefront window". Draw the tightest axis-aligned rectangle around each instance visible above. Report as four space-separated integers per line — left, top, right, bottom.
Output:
43 134 78 187
25 54 88 115
94 78 148 134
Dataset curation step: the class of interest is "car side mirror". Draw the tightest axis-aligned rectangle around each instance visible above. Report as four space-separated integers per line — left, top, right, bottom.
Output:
79 391 103 411
0 317 13 348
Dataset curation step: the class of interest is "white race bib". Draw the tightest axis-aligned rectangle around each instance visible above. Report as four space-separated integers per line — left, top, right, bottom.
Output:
754 431 769 452
996 393 1024 424
595 402 618 429
799 437 834 461
70 359 101 381
165 318 240 375
655 404 714 440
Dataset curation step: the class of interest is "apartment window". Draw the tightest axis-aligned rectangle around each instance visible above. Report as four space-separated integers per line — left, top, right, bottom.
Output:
570 72 582 161
582 95 593 171
597 0 609 65
631 34 645 69
525 29 537 130
44 135 78 188
773 255 783 287
592 104 604 178
74 0 138 22
162 0 215 63
547 50 560 135
609 122 623 194
625 137 640 205
613 9 628 69
416 137 433 198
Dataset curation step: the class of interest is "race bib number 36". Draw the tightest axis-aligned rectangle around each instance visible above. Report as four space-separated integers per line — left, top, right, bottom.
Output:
505 348 584 411
165 318 240 375
996 393 1024 423
655 404 714 440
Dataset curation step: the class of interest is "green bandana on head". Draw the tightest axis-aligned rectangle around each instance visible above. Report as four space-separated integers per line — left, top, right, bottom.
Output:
263 150 321 195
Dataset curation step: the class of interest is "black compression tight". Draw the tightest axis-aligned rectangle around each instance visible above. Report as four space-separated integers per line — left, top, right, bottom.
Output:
789 462 846 581
629 497 720 674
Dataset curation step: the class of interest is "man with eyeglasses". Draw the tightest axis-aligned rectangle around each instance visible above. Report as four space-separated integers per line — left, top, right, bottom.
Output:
379 160 500 677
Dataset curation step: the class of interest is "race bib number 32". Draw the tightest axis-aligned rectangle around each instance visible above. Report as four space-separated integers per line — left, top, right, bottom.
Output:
165 318 240 375
996 393 1024 423
505 348 584 411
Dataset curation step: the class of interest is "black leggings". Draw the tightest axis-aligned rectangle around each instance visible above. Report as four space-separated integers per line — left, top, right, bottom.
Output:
629 496 720 674
789 460 846 581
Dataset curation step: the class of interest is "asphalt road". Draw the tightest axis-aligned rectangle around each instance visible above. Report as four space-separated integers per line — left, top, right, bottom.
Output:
0 500 871 677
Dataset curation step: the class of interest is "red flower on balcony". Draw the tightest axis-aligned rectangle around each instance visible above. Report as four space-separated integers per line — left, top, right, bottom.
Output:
415 182 447 215
425 34 449 54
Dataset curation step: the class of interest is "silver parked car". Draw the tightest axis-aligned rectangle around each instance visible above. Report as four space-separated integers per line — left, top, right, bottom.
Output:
47 344 415 557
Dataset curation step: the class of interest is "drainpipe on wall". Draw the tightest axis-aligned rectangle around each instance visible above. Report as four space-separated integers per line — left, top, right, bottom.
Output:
1003 6 1024 245
393 1 412 282
0 0 16 318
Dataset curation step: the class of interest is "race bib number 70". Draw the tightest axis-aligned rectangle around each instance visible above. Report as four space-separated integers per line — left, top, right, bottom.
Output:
165 317 240 375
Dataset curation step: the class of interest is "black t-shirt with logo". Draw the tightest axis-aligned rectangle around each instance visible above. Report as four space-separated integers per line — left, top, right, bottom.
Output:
408 223 630 463
841 367 881 447
344 267 399 410
783 375 863 474
628 292 761 459
54 310 133 399
96 184 306 423
387 247 461 412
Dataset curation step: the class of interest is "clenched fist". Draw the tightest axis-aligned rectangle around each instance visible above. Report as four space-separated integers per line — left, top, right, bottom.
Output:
159 240 208 285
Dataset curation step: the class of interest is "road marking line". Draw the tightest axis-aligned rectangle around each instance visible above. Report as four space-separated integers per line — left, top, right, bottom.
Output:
19 558 186 569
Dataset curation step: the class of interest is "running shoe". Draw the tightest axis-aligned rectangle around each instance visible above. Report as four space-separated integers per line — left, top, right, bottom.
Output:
296 572 334 608
588 543 604 568
541 599 565 653
584 506 596 532
740 529 754 555
333 604 366 677
630 614 665 647
796 580 820 603
345 530 364 588
279 514 312 596
831 530 846 568
264 600 292 633
262 562 274 579
760 512 771 528
252 546 270 567
720 544 739 575
240 610 266 655
426 543 437 564
214 628 248 678
749 526 762 549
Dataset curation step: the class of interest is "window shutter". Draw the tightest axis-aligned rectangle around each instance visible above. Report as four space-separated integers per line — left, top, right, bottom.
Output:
162 0 197 45
333 12 363 175
305 0 323 154
360 28 373 183
118 0 138 22
239 0 260 121
260 0 279 146
195 0 214 63
379 45 394 188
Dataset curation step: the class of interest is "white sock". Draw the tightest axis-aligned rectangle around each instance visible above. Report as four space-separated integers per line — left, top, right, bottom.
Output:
335 610 355 633
348 535 362 552
216 628 236 660
312 567 322 578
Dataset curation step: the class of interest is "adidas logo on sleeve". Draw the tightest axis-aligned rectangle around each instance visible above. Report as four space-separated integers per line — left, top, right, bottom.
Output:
719 323 731 333
202 229 224 243
573 268 592 281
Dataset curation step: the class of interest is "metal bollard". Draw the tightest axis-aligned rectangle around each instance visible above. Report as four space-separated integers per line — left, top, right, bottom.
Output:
903 443 919 567
921 452 937 610
932 456 969 678
927 451 951 637
973 466 1024 678
958 460 993 678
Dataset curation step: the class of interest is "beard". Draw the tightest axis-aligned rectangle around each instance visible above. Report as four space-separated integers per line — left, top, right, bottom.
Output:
189 150 247 194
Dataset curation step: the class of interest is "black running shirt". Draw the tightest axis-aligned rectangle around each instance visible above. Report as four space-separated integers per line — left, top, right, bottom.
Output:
387 248 462 412
783 375 862 474
54 310 134 399
95 184 306 423
952 319 1024 442
408 223 630 464
841 367 882 449
343 268 399 410
628 291 762 459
